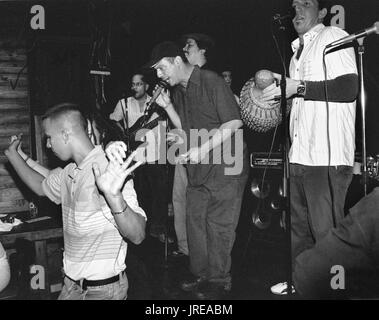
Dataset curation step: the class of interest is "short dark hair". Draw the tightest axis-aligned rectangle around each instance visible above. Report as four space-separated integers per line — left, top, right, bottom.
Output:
132 72 147 84
316 0 331 24
317 0 331 11
181 33 215 51
290 0 331 11
42 103 87 131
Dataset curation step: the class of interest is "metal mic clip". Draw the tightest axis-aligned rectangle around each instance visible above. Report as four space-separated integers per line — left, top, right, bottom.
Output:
272 13 291 23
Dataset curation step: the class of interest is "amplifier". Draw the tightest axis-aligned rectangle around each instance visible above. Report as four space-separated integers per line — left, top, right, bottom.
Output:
250 152 283 169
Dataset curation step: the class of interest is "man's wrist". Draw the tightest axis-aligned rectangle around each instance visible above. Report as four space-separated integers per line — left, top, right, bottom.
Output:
111 202 129 216
5 149 20 160
104 193 124 208
164 102 173 110
297 80 306 97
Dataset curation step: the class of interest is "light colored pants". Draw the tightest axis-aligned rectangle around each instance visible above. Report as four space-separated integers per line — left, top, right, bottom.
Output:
172 164 188 255
58 272 128 300
0 254 11 293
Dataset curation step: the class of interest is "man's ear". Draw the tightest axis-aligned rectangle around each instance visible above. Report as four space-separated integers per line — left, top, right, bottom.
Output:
199 48 206 56
87 119 92 137
62 129 70 144
174 56 182 65
318 8 327 21
145 83 150 91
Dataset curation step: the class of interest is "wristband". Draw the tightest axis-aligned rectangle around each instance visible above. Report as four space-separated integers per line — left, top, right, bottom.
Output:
111 203 129 216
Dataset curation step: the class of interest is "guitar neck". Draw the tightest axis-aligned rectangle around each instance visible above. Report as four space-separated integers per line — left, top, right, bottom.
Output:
129 115 166 137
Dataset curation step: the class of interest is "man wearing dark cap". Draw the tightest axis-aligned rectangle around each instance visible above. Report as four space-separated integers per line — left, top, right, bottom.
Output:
145 41 249 299
181 33 214 70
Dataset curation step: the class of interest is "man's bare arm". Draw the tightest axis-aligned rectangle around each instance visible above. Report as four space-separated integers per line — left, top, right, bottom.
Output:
4 137 45 196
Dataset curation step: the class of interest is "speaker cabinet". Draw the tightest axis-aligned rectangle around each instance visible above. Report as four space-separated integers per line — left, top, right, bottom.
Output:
242 165 286 243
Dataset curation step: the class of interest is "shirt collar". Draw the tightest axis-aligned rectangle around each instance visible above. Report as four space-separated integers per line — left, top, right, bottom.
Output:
187 65 201 87
291 23 325 52
68 145 103 179
131 94 151 104
77 145 103 170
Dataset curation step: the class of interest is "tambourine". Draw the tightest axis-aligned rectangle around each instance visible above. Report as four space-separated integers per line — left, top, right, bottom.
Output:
239 70 291 133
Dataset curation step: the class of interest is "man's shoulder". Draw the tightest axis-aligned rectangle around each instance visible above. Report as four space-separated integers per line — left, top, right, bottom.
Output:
198 68 223 88
318 25 349 40
43 164 70 183
200 68 220 80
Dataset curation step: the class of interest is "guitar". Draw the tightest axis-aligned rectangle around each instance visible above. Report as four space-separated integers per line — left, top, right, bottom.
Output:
116 103 167 151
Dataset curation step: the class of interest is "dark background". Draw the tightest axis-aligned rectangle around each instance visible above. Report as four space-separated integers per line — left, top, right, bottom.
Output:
0 0 378 300
2 0 379 155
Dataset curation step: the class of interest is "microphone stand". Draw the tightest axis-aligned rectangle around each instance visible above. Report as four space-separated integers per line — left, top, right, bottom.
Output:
357 38 368 195
121 96 131 153
272 18 293 297
163 116 170 268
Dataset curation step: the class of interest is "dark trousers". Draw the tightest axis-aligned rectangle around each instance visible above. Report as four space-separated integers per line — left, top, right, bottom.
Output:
186 173 248 283
293 187 379 298
135 163 169 235
290 164 353 264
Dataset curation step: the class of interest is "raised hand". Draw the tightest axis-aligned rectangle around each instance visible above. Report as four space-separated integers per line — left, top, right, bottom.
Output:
5 134 23 158
154 86 171 109
167 131 185 146
105 141 128 165
93 150 143 198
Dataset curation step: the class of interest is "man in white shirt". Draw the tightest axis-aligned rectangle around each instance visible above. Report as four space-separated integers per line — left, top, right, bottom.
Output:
261 0 358 295
110 74 151 134
110 73 170 242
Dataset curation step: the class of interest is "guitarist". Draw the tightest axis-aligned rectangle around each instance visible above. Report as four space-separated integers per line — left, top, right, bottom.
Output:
109 72 170 243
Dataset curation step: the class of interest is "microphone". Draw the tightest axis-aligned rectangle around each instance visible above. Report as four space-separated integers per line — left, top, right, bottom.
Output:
146 80 168 107
272 13 292 22
326 22 379 49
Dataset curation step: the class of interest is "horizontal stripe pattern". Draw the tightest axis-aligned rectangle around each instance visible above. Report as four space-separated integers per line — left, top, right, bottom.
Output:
42 146 146 280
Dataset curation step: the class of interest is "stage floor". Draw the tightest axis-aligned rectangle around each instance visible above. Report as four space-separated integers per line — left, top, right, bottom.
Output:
125 213 379 300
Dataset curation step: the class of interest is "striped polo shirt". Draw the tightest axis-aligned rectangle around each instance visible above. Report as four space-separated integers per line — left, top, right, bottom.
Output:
42 146 146 281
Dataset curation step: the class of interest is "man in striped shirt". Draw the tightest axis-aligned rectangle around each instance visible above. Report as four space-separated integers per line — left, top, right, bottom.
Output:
5 103 146 300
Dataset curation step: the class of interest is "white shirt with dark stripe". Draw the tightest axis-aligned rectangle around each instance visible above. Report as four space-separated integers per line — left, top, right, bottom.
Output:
289 24 357 166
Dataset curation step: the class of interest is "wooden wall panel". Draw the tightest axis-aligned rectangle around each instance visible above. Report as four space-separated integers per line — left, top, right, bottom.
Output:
0 40 32 214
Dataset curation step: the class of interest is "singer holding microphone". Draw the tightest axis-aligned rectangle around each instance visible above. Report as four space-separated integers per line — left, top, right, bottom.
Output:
110 72 171 243
261 0 358 296
144 41 249 300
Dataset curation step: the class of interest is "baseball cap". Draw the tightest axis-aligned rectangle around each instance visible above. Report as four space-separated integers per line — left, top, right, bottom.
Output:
144 41 183 68
180 33 215 50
